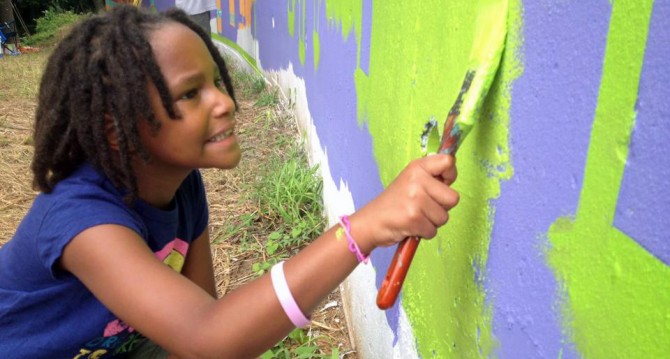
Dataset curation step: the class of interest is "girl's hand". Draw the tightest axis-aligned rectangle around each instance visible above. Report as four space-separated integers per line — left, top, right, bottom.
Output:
351 154 459 251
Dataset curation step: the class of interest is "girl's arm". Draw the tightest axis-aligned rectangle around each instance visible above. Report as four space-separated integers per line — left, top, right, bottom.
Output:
61 154 458 359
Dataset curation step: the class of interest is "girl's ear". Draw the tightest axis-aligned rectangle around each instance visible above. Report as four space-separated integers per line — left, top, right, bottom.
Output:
104 114 120 151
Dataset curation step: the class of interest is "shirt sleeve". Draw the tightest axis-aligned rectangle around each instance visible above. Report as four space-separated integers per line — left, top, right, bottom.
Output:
36 191 144 278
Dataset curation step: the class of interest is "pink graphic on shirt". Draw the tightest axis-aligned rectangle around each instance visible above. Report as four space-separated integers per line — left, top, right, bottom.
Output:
103 319 134 337
154 238 189 261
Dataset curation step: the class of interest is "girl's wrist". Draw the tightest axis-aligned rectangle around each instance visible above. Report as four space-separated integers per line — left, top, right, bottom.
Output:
337 215 370 263
341 213 377 256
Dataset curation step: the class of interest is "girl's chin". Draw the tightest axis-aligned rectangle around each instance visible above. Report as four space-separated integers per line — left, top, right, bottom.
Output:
208 151 242 170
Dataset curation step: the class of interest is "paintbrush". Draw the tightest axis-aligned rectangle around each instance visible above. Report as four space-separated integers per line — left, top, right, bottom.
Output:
376 0 509 310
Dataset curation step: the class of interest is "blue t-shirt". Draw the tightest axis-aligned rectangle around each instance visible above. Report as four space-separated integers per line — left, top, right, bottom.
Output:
0 164 208 358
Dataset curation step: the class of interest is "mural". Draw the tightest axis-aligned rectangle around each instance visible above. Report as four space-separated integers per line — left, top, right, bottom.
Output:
150 0 670 357
547 1 670 358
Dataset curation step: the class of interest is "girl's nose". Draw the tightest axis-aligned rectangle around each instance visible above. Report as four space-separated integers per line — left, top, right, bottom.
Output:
212 88 235 119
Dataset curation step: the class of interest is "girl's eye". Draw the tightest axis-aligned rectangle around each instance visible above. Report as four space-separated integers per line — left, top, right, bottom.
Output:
180 89 199 100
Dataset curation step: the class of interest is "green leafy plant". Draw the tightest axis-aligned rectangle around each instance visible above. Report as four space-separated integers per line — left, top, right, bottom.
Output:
223 55 266 96
255 90 279 107
260 328 340 359
212 212 259 246
22 8 86 46
253 144 324 244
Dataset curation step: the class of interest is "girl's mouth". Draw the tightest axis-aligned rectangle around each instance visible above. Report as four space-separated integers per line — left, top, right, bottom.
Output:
208 129 234 142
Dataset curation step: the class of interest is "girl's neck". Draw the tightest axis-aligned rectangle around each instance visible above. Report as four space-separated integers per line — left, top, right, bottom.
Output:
133 161 192 209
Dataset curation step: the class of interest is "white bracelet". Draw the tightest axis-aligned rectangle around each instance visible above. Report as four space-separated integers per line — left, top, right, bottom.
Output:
270 261 311 328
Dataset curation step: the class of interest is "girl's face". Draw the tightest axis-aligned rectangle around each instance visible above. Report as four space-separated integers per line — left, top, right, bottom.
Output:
139 22 240 176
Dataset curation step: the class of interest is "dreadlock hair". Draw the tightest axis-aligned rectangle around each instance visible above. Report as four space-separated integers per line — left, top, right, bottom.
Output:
31 5 237 204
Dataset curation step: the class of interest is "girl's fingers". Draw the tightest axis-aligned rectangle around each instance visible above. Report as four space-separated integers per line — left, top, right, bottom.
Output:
419 153 456 179
424 181 460 210
420 200 449 232
366 152 458 245
441 160 457 185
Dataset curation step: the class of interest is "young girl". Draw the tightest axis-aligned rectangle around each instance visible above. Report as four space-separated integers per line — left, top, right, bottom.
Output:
0 6 459 359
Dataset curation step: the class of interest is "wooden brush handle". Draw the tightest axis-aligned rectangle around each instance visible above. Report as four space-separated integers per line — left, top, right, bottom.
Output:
376 236 421 309
376 114 459 310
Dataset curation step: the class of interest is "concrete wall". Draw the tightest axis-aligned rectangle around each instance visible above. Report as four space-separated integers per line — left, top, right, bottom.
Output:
151 0 670 357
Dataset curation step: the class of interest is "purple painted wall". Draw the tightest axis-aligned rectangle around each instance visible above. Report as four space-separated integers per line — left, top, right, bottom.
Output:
486 2 610 357
614 2 670 265
164 0 670 356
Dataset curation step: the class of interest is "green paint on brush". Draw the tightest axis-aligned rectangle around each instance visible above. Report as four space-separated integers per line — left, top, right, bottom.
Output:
442 0 509 153
355 0 521 356
548 0 670 358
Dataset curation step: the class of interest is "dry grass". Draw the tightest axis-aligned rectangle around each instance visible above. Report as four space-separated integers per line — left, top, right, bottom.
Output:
0 50 356 357
0 51 47 243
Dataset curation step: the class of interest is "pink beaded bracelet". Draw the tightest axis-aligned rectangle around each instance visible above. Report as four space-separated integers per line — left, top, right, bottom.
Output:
338 215 369 264
270 261 311 328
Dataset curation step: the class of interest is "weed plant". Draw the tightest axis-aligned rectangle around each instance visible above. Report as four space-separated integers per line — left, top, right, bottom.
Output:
260 328 340 359
225 56 266 97
22 9 86 47
255 90 279 107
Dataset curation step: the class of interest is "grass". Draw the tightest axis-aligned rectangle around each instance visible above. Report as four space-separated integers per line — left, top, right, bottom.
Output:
0 51 49 240
231 67 267 97
0 52 46 101
0 13 356 357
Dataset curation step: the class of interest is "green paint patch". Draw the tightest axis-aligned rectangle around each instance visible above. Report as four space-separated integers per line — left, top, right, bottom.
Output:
312 30 320 70
325 0 362 40
548 1 670 357
299 0 307 65
355 0 522 356
284 0 365 70
287 0 296 37
286 0 308 66
325 0 363 67
298 40 306 65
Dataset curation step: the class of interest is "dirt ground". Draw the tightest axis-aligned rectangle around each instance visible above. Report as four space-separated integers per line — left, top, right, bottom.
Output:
0 51 357 358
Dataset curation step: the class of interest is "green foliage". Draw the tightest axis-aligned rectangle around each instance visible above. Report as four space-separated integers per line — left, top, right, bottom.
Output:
223 54 266 96
22 9 86 46
246 75 267 95
250 145 325 276
255 90 279 107
14 0 96 35
253 144 324 248
221 54 278 106
260 328 339 359
18 0 94 13
214 212 258 246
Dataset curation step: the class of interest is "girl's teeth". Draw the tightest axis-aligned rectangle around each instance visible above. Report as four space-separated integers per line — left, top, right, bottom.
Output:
210 130 232 142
